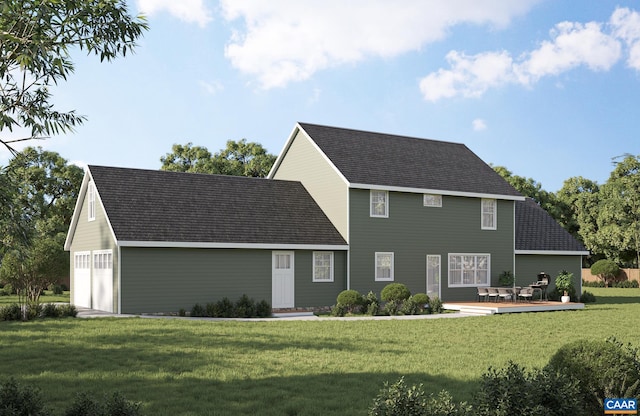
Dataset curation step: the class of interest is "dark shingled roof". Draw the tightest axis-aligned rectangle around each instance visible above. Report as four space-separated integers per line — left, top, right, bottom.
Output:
515 198 587 252
88 165 346 246
298 123 522 197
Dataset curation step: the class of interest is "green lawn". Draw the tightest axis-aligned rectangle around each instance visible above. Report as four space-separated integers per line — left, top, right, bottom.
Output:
0 290 70 305
1 287 639 416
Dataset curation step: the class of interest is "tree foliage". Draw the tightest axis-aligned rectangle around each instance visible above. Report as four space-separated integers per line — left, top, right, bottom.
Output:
590 259 620 286
0 0 148 153
160 139 277 177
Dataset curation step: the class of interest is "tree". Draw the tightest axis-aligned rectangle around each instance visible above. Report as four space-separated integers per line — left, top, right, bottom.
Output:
160 139 277 177
0 147 83 314
590 259 620 287
556 176 600 241
0 0 148 154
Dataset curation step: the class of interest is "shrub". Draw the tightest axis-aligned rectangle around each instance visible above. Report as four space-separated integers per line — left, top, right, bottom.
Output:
235 294 256 318
214 297 235 318
498 270 514 286
330 303 347 317
580 290 596 303
0 304 22 321
363 291 379 315
412 293 429 312
48 283 64 295
582 279 605 287
474 361 581 416
65 391 142 416
0 378 51 416
380 283 411 303
255 300 271 318
614 279 640 288
429 296 443 314
400 296 419 315
57 304 78 318
190 303 206 317
550 270 576 301
41 303 60 318
545 338 640 416
2 283 14 295
336 290 363 314
178 308 186 317
590 259 620 287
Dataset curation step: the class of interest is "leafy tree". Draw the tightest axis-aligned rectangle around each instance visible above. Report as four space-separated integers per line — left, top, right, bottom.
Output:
556 176 600 242
0 147 83 314
0 0 148 154
160 139 276 177
590 259 620 287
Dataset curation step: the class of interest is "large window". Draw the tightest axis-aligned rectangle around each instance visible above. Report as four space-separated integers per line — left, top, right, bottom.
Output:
88 182 96 221
375 252 394 281
313 252 334 282
481 199 496 230
448 254 490 287
370 190 388 217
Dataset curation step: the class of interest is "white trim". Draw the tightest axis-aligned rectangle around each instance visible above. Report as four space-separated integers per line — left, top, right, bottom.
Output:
268 123 350 187
375 252 394 282
423 194 442 207
87 181 96 221
370 190 389 218
312 251 334 282
481 198 497 230
426 254 441 298
515 250 590 256
350 182 525 201
118 240 349 250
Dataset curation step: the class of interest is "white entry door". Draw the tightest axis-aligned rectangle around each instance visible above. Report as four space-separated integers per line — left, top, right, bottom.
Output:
92 250 113 312
73 252 91 308
272 251 295 308
426 255 441 299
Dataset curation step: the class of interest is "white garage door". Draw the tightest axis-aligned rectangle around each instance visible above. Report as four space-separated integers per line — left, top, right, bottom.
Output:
73 252 91 308
92 250 113 312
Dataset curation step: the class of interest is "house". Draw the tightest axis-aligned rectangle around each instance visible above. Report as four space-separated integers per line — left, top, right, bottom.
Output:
65 122 587 313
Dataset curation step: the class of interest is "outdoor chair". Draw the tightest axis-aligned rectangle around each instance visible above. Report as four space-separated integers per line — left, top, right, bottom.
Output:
498 288 513 302
477 287 489 302
487 287 500 302
518 287 533 302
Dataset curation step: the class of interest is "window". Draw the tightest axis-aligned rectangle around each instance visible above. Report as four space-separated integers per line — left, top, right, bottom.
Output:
93 250 112 270
313 252 334 282
74 252 90 269
448 254 490 287
375 252 394 281
88 182 96 221
481 199 496 230
274 254 291 269
423 194 442 207
370 190 388 217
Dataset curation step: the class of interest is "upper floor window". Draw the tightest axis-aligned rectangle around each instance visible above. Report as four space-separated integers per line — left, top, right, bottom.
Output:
481 199 496 230
88 182 96 221
448 254 490 287
313 252 334 282
423 194 442 207
375 252 394 281
370 190 388 217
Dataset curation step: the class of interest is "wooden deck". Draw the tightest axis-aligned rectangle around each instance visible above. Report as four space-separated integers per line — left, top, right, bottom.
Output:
443 300 585 315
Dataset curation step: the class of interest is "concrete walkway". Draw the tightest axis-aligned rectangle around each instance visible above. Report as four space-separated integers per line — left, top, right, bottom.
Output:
76 307 478 321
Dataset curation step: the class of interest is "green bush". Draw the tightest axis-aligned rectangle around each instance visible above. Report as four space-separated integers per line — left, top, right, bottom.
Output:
582 279 605 287
2 283 14 295
205 302 217 317
363 291 379 315
190 303 206 317
498 271 514 286
178 308 186 317
429 296 443 314
0 378 51 415
590 259 620 287
369 377 471 416
48 284 64 295
57 304 78 318
474 361 582 416
580 290 596 303
380 283 411 303
330 303 347 317
336 290 363 314
614 280 640 288
412 293 429 312
255 300 271 318
65 391 142 416
400 297 420 315
214 297 235 318
235 294 257 318
550 270 576 301
0 304 22 321
545 338 640 416
41 303 60 318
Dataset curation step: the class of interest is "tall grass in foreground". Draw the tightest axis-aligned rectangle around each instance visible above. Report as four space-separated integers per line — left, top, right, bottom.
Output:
0 288 638 416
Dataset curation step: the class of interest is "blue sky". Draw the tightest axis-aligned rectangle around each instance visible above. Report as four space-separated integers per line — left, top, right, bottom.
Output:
2 0 639 192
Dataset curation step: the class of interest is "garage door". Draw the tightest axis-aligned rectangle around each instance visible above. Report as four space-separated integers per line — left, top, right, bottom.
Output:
92 250 113 312
73 252 91 308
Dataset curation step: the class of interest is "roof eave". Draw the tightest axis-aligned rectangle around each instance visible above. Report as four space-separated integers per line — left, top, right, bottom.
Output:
349 183 525 201
515 250 590 256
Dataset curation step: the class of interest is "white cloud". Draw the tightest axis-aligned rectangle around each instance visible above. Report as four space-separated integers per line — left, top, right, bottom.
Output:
220 0 542 89
198 80 224 95
420 7 638 101
136 0 212 28
472 118 487 131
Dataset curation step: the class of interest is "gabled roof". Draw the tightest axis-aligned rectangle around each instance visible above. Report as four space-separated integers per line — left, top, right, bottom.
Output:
293 122 523 199
67 166 347 248
515 198 588 254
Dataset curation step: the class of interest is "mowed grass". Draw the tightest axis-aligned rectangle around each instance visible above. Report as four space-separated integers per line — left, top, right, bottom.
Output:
0 287 638 416
0 290 70 305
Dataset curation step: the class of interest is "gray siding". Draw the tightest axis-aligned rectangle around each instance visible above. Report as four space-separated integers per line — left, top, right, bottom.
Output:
120 247 347 314
271 130 349 240
515 254 583 294
67 183 118 309
349 189 515 301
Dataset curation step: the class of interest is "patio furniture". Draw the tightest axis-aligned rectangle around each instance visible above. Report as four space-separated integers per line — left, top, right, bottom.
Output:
518 287 533 302
477 287 489 302
487 287 500 302
498 288 513 302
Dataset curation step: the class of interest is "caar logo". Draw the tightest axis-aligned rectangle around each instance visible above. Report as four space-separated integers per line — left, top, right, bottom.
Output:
604 398 637 415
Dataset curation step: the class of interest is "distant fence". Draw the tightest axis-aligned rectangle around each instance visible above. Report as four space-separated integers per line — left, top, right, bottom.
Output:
582 268 640 283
